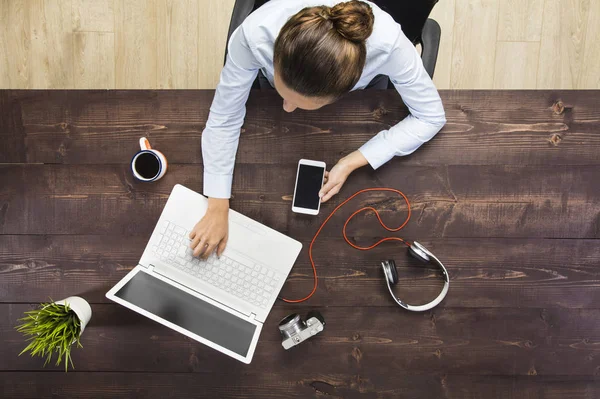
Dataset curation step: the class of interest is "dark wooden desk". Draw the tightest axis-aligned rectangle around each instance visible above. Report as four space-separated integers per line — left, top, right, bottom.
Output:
1 90 599 398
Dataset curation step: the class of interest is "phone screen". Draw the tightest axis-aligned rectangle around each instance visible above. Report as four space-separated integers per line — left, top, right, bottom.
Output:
294 164 325 210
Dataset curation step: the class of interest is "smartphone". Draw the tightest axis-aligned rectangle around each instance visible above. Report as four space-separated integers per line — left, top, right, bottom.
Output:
292 159 326 215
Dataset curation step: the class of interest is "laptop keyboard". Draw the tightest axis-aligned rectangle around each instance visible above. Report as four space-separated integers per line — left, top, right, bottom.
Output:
150 220 286 309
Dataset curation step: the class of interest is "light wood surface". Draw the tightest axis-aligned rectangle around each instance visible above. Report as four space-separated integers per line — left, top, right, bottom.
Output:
497 0 544 41
493 42 540 89
579 0 600 88
0 0 598 89
114 0 158 88
157 0 199 89
73 32 115 88
72 0 114 32
451 0 499 89
537 0 590 89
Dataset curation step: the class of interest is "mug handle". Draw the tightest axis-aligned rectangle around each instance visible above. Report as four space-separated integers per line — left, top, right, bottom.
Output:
139 137 152 150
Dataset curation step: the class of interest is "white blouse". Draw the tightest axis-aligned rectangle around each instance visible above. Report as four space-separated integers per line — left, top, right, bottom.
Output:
202 0 446 198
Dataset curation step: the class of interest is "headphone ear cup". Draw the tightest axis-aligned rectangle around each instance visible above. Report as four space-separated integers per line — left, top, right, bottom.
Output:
390 261 399 284
409 244 430 263
381 260 399 285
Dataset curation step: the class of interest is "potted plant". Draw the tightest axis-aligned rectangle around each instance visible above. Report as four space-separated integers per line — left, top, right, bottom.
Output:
16 296 92 371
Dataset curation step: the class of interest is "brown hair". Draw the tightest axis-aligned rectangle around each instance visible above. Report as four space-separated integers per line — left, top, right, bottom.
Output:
273 1 375 99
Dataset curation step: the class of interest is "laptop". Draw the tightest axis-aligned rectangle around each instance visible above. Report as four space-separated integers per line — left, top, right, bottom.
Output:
106 184 302 363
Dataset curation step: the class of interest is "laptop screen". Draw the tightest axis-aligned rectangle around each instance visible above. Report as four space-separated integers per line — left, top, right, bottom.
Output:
115 270 256 357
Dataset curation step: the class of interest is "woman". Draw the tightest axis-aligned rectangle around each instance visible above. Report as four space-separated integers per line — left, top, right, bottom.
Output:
190 0 446 258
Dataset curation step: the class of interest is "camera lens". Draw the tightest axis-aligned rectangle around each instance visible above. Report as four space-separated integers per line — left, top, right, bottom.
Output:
278 313 305 338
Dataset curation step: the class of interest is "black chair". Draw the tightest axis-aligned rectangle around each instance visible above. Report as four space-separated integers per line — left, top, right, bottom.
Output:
225 0 441 88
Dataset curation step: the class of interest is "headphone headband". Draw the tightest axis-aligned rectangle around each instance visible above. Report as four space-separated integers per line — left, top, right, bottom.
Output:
381 241 449 312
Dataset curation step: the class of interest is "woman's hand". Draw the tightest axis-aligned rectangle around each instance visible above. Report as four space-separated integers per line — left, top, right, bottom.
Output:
189 198 229 259
319 151 369 202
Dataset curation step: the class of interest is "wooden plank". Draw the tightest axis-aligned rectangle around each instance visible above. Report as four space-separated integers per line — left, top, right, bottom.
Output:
1 163 599 239
493 42 540 89
0 1 31 88
2 304 600 376
28 0 74 89
578 0 600 89
1 372 598 399
427 0 455 89
73 32 115 89
72 0 115 32
1 235 599 309
451 0 499 88
157 0 199 89
537 0 590 89
0 92 26 162
497 0 544 41
0 0 12 88
197 0 235 89
4 90 600 166
114 0 158 88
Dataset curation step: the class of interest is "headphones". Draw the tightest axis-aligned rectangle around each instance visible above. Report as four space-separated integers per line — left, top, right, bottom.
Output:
280 188 450 311
381 241 449 312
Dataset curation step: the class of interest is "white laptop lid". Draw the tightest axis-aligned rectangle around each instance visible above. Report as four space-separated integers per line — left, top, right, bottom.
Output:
106 266 262 364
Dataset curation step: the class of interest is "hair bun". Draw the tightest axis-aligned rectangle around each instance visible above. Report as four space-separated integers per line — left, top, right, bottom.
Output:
329 1 374 43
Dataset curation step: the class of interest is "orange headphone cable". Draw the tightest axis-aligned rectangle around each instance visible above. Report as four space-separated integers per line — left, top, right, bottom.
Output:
280 187 412 303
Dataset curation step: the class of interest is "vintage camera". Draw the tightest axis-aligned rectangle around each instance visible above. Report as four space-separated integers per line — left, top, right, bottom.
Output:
278 311 325 350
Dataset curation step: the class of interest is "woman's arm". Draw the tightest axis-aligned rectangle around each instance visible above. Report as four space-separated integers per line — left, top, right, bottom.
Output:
320 31 445 202
202 26 260 199
192 26 259 258
357 32 446 169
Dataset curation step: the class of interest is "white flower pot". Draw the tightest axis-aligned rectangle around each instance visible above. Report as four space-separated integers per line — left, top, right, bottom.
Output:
54 296 92 334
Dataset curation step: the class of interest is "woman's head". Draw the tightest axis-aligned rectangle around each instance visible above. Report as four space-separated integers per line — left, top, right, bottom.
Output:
273 1 374 112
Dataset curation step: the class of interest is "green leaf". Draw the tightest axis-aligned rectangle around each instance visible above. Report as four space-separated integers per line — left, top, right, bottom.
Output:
15 301 84 371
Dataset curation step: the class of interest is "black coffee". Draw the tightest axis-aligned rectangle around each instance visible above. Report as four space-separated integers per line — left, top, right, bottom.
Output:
134 152 160 179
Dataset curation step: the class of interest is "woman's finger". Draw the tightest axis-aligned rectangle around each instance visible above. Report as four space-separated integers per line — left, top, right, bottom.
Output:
202 242 218 259
319 179 337 198
190 233 202 249
321 184 341 203
193 237 208 257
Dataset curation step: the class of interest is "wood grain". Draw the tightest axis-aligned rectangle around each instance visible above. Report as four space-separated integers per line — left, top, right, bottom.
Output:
451 0 499 89
157 0 199 89
3 90 599 166
494 42 540 89
0 0 32 88
0 92 26 162
2 90 600 398
2 304 600 376
28 0 74 89
72 0 115 32
2 372 598 399
1 235 599 309
0 1 12 88
1 164 599 239
73 32 115 88
578 0 600 89
1 0 599 90
114 0 158 88
537 0 590 89
497 0 544 41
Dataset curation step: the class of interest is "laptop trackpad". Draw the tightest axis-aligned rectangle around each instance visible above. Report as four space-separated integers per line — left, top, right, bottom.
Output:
114 270 256 357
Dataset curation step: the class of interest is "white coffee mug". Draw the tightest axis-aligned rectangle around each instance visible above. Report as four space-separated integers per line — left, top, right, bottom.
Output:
131 137 168 182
